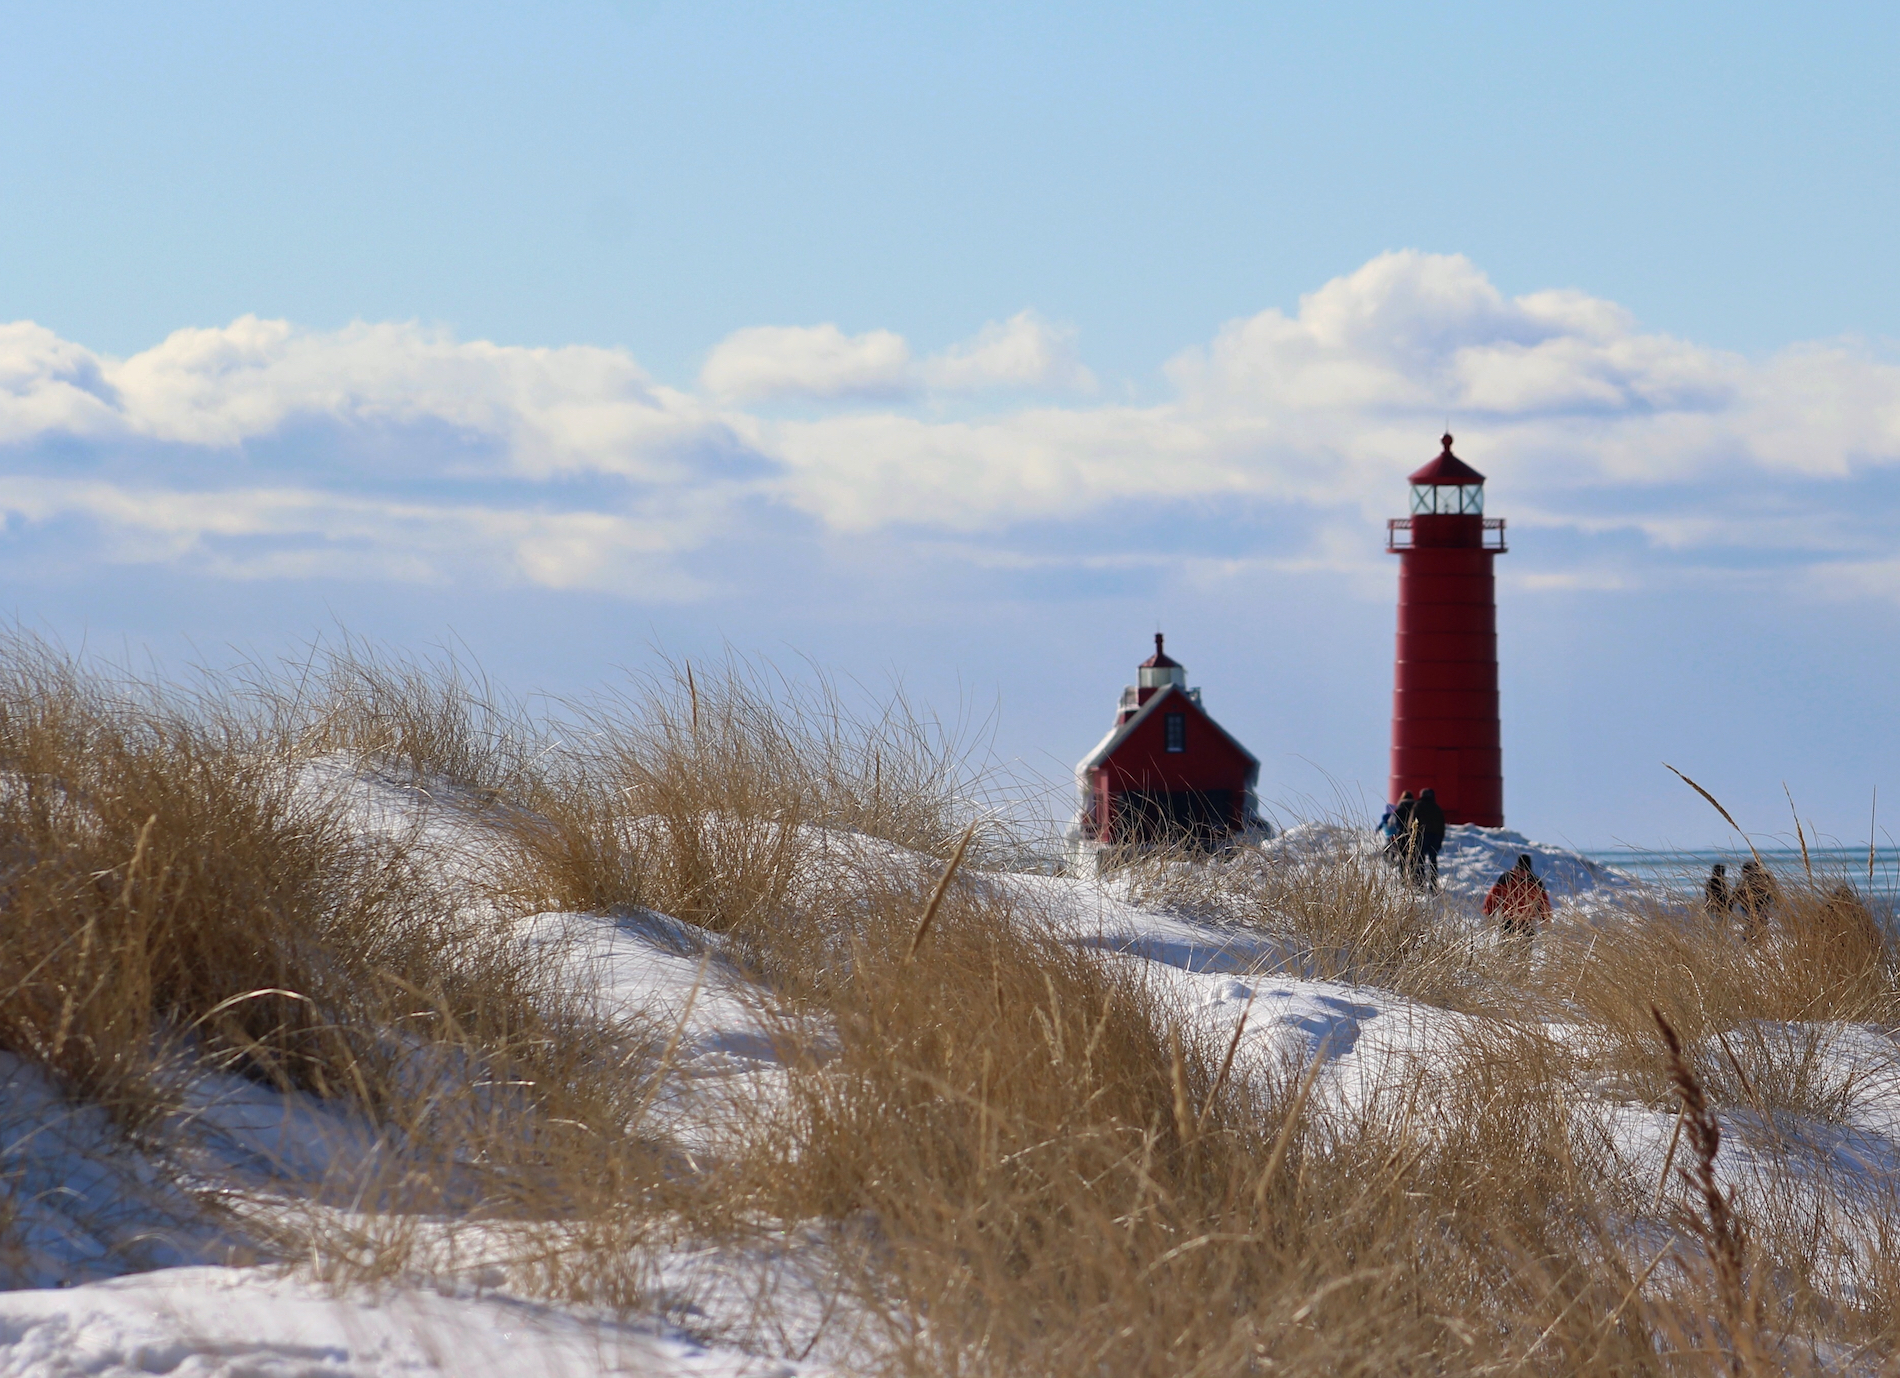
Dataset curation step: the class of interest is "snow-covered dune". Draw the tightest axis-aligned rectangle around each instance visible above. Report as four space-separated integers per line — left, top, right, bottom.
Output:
1261 820 1633 906
1432 823 1634 904
2 774 1895 1375
0 1268 797 1378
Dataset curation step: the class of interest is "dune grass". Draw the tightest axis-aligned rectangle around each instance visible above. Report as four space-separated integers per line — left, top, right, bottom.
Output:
0 635 449 1121
4 633 1900 1371
1535 877 1899 1119
0 634 676 1291
1114 825 1518 1011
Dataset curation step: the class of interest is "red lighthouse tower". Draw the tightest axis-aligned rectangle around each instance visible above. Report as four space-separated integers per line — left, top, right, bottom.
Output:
1386 434 1507 827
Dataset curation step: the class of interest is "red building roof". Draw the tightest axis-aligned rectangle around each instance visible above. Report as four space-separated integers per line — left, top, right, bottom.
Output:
1139 631 1180 670
1408 433 1487 486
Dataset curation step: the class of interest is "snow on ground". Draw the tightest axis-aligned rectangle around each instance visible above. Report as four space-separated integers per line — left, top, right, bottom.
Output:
2 771 1896 1373
1154 966 1485 1116
1010 869 1292 973
0 1267 807 1378
512 909 781 1078
172 1068 381 1189
297 755 527 914
508 908 803 1160
1432 824 1635 905
0 1057 225 1291
1261 820 1635 908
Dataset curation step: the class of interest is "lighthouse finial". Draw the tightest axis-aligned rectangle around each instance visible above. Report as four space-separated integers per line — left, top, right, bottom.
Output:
1155 632 1164 657
1441 431 1455 451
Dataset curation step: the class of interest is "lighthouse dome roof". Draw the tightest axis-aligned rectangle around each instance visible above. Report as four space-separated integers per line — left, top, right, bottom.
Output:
1408 433 1486 486
1139 633 1180 670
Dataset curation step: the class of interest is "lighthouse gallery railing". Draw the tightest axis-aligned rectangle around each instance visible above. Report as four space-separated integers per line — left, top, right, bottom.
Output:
1386 517 1507 552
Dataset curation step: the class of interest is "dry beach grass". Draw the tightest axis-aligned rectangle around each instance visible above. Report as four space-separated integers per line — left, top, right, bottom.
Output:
1116 825 1519 1011
0 634 676 1286
2 633 1900 1372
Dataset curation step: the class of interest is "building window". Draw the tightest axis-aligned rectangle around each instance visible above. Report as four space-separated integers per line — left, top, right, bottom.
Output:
1165 713 1186 752
1409 483 1484 515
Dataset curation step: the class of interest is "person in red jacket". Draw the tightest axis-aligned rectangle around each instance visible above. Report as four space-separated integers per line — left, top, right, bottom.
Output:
1483 854 1552 942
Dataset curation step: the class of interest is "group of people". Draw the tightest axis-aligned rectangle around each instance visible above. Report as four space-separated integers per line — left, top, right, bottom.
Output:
1379 790 1553 944
1703 860 1880 951
1703 859 1780 939
1377 802 1883 953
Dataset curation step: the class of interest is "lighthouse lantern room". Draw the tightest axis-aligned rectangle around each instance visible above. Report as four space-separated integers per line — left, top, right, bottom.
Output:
1069 636 1261 862
1386 434 1507 827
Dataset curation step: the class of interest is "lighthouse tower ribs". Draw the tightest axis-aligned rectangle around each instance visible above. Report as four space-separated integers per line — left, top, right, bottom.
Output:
1386 434 1507 827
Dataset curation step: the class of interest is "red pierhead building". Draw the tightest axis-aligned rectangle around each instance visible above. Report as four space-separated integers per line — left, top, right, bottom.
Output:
1386 433 1507 827
1072 635 1261 848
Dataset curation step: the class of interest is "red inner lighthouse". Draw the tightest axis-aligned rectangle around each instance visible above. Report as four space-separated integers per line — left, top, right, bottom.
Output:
1073 635 1260 849
1386 434 1507 827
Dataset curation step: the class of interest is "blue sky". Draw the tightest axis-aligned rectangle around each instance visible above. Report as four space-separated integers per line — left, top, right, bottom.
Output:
3 2 1899 848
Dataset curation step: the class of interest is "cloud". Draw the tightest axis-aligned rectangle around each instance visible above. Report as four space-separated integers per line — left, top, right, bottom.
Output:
0 316 768 597
921 311 1095 393
0 475 719 598
763 252 1900 548
701 312 1095 402
1801 556 1900 603
700 323 912 401
0 315 743 482
0 322 125 441
4 252 1900 604
1511 569 1635 593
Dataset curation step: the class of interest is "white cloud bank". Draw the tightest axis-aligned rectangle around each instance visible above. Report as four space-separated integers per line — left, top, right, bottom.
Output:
700 323 912 401
3 251 1899 599
768 253 1900 534
0 316 733 481
700 311 1094 401
0 475 718 597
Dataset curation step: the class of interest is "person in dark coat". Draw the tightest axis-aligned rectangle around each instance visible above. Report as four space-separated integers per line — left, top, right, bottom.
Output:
1704 863 1734 918
1484 853 1552 944
1734 858 1779 940
1412 787 1448 892
1382 792 1416 869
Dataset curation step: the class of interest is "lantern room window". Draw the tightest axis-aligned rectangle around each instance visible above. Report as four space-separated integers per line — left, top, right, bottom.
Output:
1409 483 1484 516
1165 713 1186 753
